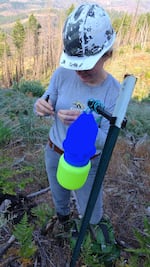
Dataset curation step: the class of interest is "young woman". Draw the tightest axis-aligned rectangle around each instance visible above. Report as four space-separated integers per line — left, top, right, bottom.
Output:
34 3 120 227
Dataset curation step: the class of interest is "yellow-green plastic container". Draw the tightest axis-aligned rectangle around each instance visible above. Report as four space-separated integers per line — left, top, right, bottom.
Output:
57 154 91 190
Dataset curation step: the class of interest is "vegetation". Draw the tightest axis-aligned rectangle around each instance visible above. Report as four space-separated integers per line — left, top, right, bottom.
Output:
0 121 11 145
12 79 45 97
126 101 150 137
81 218 120 266
0 83 149 266
0 7 149 97
126 217 150 267
31 203 54 228
13 213 37 258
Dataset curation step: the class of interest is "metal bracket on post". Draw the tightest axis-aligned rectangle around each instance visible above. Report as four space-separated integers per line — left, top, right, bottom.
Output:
70 75 137 267
87 99 127 129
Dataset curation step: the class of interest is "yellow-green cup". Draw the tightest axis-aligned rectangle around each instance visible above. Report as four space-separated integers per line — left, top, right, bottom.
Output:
57 154 91 190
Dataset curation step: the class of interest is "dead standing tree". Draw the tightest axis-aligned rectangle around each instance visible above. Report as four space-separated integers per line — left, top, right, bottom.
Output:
26 14 41 79
135 13 150 49
0 30 12 87
40 9 64 79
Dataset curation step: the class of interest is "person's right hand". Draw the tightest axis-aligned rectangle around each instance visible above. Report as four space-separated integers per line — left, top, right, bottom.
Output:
35 98 54 116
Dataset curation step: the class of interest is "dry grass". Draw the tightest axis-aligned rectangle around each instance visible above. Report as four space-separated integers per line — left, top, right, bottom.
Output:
104 136 150 249
106 48 150 101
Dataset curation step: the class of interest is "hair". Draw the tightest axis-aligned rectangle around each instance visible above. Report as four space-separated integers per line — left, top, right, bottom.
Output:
102 47 113 58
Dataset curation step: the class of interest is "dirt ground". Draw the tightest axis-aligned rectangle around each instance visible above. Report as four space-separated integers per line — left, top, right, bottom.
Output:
0 135 150 266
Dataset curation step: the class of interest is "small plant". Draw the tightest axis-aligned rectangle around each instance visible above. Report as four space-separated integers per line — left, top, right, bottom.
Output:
125 101 150 137
0 156 34 195
81 218 120 267
126 217 150 267
31 203 54 228
0 120 11 145
13 212 37 258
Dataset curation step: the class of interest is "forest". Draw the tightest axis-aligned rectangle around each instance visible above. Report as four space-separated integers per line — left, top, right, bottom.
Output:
0 6 150 94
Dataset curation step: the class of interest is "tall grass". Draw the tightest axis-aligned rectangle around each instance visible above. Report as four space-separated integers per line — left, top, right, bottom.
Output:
126 101 150 137
0 88 149 146
0 89 51 144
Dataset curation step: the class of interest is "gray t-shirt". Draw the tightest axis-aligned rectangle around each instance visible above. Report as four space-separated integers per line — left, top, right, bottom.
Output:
39 67 120 152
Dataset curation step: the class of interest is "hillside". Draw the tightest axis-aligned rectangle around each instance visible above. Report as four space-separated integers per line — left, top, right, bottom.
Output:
0 0 149 33
0 0 149 17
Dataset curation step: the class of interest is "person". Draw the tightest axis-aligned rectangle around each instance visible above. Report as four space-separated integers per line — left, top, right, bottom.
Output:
34 3 120 229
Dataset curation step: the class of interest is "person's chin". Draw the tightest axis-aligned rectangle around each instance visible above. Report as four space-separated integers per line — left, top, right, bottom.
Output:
80 76 91 83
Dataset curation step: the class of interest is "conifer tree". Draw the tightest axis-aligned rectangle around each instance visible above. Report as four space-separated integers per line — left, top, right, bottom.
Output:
0 30 11 87
12 19 25 82
27 14 41 78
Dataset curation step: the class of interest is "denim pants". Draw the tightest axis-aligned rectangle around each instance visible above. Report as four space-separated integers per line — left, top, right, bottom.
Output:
45 143 103 224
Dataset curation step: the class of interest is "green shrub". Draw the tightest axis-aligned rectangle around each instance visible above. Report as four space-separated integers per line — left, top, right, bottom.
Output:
125 101 150 137
13 79 45 97
144 71 150 79
133 44 142 51
81 218 120 267
0 121 11 145
31 203 54 228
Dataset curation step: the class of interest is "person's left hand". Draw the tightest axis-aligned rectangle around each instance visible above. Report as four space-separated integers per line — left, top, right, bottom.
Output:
57 109 81 125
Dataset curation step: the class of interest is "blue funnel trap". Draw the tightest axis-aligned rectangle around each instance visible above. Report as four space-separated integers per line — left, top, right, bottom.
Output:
63 112 98 167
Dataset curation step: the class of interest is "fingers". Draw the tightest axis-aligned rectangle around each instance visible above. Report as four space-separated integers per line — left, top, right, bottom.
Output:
57 109 80 125
35 98 54 116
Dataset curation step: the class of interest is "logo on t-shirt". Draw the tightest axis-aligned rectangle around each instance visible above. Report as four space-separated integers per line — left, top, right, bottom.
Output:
71 101 85 111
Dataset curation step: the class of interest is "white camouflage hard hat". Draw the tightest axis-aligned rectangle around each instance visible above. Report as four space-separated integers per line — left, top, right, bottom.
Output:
60 3 116 70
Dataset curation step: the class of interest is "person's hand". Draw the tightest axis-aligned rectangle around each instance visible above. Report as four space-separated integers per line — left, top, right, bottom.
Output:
35 98 54 116
57 109 81 125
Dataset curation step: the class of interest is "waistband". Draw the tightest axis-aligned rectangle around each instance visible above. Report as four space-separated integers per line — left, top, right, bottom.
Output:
48 138 101 160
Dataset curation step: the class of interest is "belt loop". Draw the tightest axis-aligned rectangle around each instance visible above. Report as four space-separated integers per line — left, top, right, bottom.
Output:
51 142 55 150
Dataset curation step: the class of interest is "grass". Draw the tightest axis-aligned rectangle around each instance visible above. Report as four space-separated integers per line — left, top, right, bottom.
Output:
1 88 149 144
0 89 50 195
0 89 51 144
126 101 150 137
106 48 150 101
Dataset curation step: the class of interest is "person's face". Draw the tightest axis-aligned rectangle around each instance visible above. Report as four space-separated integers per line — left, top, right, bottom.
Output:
75 57 105 86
